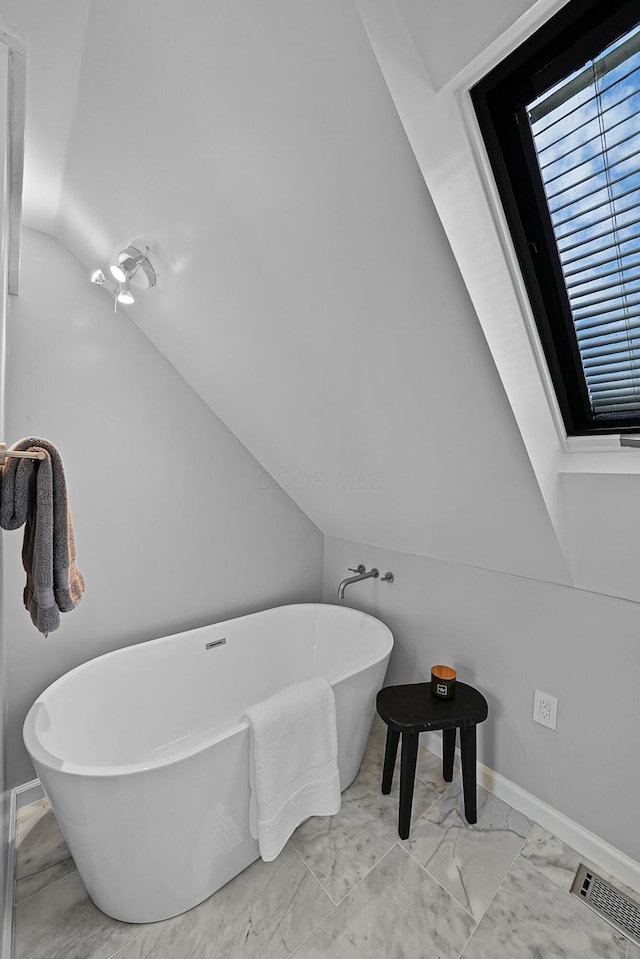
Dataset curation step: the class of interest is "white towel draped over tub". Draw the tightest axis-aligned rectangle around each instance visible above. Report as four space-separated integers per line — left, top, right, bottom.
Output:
243 676 341 862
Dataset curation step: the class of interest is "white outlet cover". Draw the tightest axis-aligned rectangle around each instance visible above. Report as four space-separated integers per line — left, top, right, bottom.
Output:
533 689 558 730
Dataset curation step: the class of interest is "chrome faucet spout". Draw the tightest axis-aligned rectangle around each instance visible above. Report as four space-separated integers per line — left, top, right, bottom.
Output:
337 567 379 600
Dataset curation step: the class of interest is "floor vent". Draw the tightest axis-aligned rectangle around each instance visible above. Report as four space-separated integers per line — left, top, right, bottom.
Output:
570 863 640 945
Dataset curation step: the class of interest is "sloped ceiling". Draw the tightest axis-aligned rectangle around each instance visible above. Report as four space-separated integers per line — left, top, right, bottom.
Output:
393 0 537 91
10 0 569 583
1 0 88 233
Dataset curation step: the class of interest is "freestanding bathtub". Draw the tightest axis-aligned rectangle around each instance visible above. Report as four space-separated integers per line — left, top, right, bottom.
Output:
23 603 393 922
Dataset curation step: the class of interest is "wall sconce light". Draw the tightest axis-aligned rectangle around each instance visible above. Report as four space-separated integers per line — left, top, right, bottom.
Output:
90 242 158 311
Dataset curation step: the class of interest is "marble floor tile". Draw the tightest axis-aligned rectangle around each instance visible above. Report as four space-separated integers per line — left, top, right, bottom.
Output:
460 855 629 959
363 714 460 788
290 748 449 904
14 870 144 959
15 798 75 904
291 843 475 959
110 842 333 959
416 741 460 789
402 780 531 920
520 822 640 902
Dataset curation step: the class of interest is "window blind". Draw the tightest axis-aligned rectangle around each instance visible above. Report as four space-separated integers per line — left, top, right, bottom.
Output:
528 23 640 418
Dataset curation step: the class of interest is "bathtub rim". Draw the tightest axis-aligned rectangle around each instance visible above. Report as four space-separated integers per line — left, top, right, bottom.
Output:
23 602 393 780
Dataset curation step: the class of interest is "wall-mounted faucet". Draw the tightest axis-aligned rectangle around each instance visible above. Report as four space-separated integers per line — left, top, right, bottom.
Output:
337 565 394 600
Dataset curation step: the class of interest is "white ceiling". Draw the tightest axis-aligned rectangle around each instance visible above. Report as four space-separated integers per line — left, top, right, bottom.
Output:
4 0 570 583
0 0 88 233
394 0 537 90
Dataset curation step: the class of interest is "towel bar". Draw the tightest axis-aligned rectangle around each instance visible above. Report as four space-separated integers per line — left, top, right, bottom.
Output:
0 443 47 465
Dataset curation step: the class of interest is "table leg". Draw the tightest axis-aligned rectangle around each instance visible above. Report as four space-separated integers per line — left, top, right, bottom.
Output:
442 728 456 782
460 724 477 824
381 727 400 794
399 732 419 840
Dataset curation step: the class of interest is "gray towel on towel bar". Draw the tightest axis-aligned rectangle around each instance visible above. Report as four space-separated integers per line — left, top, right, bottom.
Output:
0 438 84 634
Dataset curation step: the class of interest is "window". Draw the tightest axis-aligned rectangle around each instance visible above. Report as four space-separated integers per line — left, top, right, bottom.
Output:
472 0 640 436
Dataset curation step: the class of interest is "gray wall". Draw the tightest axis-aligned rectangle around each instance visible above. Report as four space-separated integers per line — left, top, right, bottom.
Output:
324 536 640 864
0 356 7 956
3 228 324 787
0 206 7 959
4 0 638 883
0 38 11 951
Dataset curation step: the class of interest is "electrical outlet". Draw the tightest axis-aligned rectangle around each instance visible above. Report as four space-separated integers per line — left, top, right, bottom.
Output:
533 689 558 730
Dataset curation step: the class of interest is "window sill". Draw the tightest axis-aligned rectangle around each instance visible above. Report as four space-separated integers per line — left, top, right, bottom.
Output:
559 436 640 474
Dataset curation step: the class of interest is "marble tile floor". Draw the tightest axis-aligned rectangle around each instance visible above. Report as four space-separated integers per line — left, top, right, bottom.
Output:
14 718 640 959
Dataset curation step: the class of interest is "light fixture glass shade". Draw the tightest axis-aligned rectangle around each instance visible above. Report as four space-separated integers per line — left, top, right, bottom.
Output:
90 268 106 285
110 263 128 283
116 285 135 305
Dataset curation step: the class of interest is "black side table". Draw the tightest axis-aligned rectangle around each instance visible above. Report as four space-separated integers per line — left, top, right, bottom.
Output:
376 681 488 839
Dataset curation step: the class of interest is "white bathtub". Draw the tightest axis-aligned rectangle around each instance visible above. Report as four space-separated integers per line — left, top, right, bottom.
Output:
23 603 393 922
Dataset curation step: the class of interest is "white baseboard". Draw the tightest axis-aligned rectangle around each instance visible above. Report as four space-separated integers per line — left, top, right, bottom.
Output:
14 779 44 810
1 779 44 959
420 731 640 894
1 788 16 959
